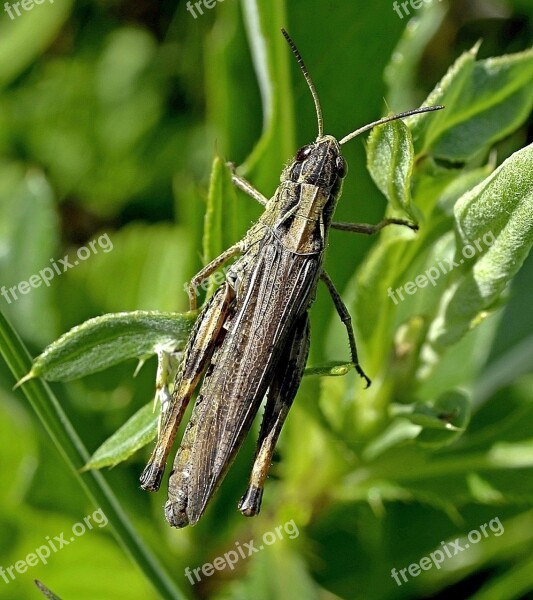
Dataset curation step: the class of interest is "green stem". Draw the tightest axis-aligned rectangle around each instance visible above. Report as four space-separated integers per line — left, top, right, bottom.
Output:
0 310 186 600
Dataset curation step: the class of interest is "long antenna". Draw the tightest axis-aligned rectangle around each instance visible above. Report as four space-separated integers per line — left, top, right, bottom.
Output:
339 105 444 145
281 28 324 139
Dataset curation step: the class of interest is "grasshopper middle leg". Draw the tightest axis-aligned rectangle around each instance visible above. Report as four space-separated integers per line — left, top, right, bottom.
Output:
239 313 311 517
187 242 243 311
320 270 371 388
331 218 418 234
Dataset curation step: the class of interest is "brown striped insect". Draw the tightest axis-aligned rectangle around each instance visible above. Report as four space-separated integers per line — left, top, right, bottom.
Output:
140 28 443 527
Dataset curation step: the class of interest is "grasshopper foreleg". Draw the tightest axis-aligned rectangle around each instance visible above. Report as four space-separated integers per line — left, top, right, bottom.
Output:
320 270 371 388
239 313 311 517
226 161 269 207
140 282 234 492
331 218 418 234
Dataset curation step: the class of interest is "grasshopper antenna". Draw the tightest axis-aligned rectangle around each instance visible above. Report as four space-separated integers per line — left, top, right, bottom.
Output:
281 28 324 139
339 105 444 145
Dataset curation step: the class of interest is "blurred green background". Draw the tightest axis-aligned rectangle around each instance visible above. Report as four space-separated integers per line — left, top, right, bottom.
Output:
0 0 532 599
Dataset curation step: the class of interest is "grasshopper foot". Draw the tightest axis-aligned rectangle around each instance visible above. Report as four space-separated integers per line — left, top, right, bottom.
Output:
355 365 371 388
140 463 165 492
238 485 263 517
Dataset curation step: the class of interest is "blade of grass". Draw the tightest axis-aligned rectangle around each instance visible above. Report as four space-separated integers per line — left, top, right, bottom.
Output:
0 309 185 600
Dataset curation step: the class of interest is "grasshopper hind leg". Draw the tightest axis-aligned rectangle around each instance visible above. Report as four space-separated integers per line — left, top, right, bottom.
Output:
239 312 310 517
140 283 233 492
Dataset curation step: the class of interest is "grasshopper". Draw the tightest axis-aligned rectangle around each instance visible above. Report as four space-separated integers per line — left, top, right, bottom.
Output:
140 28 443 527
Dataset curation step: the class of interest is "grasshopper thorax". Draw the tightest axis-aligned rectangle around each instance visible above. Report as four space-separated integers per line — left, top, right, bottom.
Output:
273 135 346 255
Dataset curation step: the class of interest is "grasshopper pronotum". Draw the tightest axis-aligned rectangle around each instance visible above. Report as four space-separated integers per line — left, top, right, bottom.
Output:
140 28 443 527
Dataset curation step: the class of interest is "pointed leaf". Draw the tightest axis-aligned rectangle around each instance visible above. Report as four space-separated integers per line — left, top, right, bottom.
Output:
411 46 533 161
427 144 533 349
84 402 157 470
25 310 197 382
367 118 416 219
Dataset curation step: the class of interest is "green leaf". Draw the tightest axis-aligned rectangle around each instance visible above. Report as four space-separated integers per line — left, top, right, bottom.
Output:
411 46 533 161
367 118 416 219
427 144 533 349
24 310 197 382
0 164 59 344
202 157 239 299
204 157 235 262
204 0 294 248
303 361 354 377
475 335 533 404
363 390 470 459
84 402 157 470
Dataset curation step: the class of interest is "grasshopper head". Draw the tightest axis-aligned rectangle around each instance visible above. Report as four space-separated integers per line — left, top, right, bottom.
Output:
282 135 347 189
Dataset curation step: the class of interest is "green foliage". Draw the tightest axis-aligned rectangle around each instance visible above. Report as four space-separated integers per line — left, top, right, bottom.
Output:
25 311 197 382
0 1 532 600
367 117 418 220
83 402 159 471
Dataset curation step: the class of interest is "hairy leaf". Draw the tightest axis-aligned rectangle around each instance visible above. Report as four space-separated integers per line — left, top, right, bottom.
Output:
24 311 197 382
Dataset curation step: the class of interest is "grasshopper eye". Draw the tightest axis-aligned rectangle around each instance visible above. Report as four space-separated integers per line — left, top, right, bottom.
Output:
336 156 347 178
295 145 313 162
